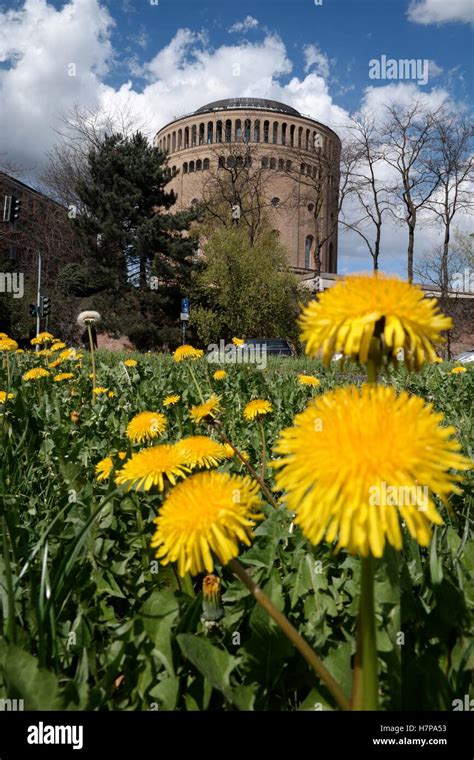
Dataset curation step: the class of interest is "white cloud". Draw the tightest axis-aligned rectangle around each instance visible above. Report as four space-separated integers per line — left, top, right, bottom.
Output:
407 0 474 25
229 16 259 34
303 44 330 79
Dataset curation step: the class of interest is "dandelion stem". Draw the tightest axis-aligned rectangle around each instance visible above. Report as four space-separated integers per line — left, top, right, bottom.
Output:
187 364 205 404
217 426 278 509
258 418 267 480
228 558 350 711
353 556 379 710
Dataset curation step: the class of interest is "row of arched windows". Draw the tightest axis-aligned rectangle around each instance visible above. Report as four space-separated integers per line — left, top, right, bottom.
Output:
304 237 335 270
157 118 326 154
178 159 211 174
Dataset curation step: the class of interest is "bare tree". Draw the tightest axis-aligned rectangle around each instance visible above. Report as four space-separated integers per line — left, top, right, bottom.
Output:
340 116 392 271
382 101 442 282
425 113 474 295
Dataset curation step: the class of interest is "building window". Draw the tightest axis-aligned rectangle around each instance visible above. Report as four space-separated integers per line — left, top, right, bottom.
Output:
226 156 235 168
300 163 305 174
271 197 280 207
308 203 315 213
199 123 205 145
278 158 284 171
290 124 295 147
225 119 232 142
261 157 269 168
203 158 210 170
178 129 183 149
254 120 260 142
286 160 292 171
167 135 171 152
172 132 176 152
244 155 252 167
298 126 303 148
273 121 279 144
216 120 223 143
207 122 214 144
183 162 188 174
171 165 177 175
270 157 276 169
263 120 270 143
191 125 197 147
281 123 287 145
218 156 225 168
305 236 314 269
189 161 195 173
306 129 310 151
244 119 251 142
184 127 190 149
196 159 202 171
235 119 242 141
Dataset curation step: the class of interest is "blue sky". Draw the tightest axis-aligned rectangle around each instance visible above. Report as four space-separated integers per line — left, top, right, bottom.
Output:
0 0 472 275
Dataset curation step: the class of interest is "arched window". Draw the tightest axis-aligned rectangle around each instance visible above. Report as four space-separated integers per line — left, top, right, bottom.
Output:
172 132 176 152
178 129 183 149
263 120 270 143
298 126 303 148
216 120 223 143
300 163 305 174
203 158 210 171
167 135 171 152
281 123 287 146
313 131 318 149
244 119 251 142
305 236 314 269
305 129 310 151
286 160 292 171
199 123 205 145
225 119 232 142
261 156 269 168
306 164 312 176
191 125 197 147
184 127 190 149
290 124 295 147
207 122 214 144
183 162 188 174
254 120 260 142
235 119 242 141
273 121 279 144
244 155 252 167
171 166 176 175
226 156 235 168
270 157 276 169
278 158 284 171
328 242 335 272
218 156 225 168
196 159 202 171
189 161 195 173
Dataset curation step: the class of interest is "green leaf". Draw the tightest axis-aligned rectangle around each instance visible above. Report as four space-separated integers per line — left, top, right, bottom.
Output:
3 646 64 710
177 634 240 702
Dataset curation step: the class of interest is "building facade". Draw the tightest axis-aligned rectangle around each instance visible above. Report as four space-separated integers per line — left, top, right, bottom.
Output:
154 98 341 274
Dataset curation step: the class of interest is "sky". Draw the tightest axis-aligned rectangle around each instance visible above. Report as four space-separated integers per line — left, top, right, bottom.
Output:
0 0 472 276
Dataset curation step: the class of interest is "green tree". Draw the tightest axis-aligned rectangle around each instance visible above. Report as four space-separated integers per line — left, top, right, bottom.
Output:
73 132 197 347
191 225 303 345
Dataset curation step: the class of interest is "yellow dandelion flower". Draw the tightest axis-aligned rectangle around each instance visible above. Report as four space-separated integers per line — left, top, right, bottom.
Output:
15 349 24 354
176 436 229 469
48 358 62 368
115 444 190 492
57 348 79 363
297 374 320 387
434 356 444 363
30 332 55 346
0 338 18 352
0 332 9 339
213 369 227 381
124 359 137 367
22 368 50 382
272 384 470 558
189 395 220 424
450 366 467 374
95 456 114 482
163 394 180 406
243 399 273 421
300 273 452 370
232 337 245 347
37 349 52 357
126 411 167 444
50 342 66 352
53 372 74 382
108 391 116 398
150 471 263 576
223 443 235 458
0 391 14 404
93 387 108 395
118 451 127 460
173 344 204 362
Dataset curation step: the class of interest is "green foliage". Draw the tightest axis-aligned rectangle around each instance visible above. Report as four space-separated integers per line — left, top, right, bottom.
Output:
0 351 472 711
190 226 303 344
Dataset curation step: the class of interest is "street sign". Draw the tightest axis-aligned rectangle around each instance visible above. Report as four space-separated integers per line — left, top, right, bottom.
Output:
180 298 190 321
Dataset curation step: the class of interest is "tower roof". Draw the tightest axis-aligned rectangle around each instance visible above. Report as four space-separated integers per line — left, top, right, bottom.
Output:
194 98 301 117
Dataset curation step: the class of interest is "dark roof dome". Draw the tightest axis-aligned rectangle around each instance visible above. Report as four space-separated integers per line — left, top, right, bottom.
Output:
194 98 301 117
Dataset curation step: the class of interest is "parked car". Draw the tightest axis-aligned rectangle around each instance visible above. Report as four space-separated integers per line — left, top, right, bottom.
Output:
454 349 474 364
238 338 295 357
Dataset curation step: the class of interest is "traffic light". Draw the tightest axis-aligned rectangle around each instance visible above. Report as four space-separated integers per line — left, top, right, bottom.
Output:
11 196 21 222
41 296 51 317
29 304 38 317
